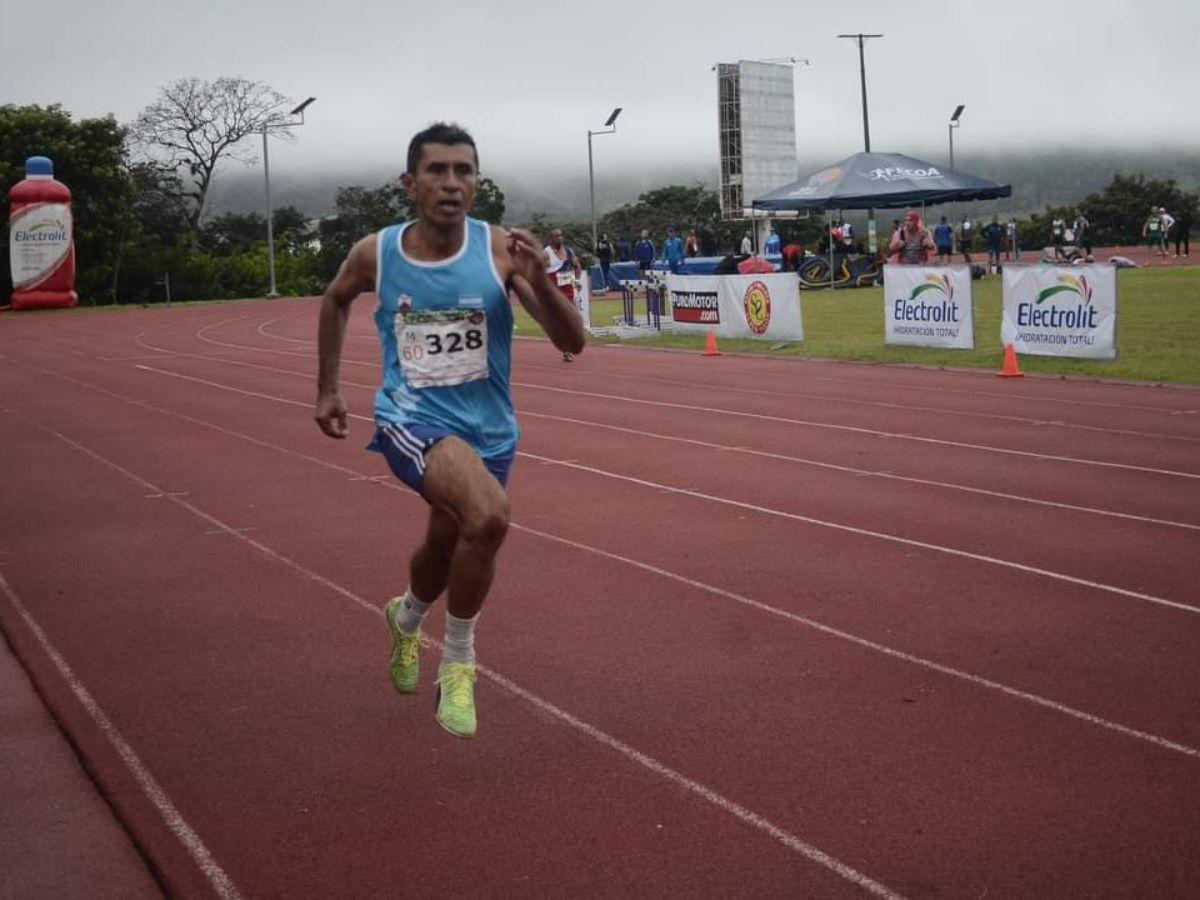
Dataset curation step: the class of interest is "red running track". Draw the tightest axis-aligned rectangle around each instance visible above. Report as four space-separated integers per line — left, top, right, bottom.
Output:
1 297 1198 899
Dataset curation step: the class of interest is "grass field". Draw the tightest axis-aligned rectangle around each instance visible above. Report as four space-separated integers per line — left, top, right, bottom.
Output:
518 267 1200 385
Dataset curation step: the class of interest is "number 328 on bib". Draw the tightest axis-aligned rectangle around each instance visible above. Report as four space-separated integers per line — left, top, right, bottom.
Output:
395 309 488 389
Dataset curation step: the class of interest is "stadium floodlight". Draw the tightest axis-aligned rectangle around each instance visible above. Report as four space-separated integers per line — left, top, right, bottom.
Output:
263 96 317 297
837 33 883 152
290 96 317 121
949 104 965 169
588 108 622 257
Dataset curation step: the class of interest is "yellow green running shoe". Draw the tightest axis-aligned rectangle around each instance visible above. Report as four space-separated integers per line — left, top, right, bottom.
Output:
435 662 477 738
384 596 421 694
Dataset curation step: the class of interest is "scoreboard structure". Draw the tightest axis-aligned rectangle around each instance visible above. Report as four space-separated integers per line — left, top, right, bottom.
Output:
716 60 798 220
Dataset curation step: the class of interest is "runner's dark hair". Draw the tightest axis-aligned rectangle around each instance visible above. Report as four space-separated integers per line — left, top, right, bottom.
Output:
407 122 479 173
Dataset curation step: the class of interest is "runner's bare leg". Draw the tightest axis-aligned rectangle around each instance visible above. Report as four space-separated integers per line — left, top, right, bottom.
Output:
421 436 510 618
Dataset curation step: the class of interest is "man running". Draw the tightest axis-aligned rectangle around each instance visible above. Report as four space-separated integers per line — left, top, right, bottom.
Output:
545 228 582 361
314 123 585 738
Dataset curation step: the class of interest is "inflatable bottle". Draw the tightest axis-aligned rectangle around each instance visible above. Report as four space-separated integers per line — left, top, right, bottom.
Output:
8 156 78 309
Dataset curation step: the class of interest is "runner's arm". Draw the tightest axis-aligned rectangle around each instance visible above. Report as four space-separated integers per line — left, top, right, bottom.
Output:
500 227 585 355
315 235 377 438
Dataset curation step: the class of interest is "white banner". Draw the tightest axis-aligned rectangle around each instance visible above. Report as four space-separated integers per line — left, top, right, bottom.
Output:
883 265 974 349
1001 265 1117 359
665 273 803 341
577 272 592 332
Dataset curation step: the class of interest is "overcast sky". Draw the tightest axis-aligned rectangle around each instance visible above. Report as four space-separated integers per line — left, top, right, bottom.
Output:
5 0 1199 185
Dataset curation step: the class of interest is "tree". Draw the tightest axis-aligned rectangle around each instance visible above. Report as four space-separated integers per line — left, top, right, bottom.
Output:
1 104 134 304
131 77 292 231
317 182 412 279
271 205 311 253
1017 173 1200 249
598 183 725 251
473 176 505 224
200 211 267 254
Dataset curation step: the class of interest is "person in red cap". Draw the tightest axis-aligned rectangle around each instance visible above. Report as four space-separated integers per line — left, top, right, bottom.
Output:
889 210 936 264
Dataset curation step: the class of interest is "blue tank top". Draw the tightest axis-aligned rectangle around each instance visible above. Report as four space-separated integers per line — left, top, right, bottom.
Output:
372 217 518 457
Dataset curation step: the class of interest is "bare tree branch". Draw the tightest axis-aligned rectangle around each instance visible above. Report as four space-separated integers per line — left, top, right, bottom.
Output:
130 76 293 232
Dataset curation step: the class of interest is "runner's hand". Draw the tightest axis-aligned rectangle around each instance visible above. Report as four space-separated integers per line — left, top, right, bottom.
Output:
314 391 348 439
506 228 550 284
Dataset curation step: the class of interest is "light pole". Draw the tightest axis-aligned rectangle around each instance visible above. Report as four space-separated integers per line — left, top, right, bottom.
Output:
838 33 883 253
948 104 964 169
588 107 621 255
263 96 316 298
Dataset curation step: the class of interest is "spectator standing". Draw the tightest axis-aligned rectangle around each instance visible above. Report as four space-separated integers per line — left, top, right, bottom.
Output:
617 235 632 262
1006 218 1019 260
933 215 953 264
740 231 753 255
700 232 718 256
840 220 854 251
1160 207 1176 258
959 216 975 264
663 227 685 274
1174 206 1191 258
889 210 935 264
685 229 700 257
764 228 781 254
983 216 1004 272
1050 215 1066 260
1072 209 1092 261
1143 207 1164 259
634 229 655 274
595 233 615 292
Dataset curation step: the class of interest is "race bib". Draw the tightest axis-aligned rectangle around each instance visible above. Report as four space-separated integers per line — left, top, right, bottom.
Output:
555 270 574 287
395 308 488 389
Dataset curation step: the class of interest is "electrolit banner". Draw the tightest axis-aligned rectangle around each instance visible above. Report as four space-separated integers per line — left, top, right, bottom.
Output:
883 265 974 349
1001 265 1117 359
665 273 803 341
10 202 73 290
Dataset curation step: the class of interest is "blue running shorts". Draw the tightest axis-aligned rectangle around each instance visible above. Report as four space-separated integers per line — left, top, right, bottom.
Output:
369 422 514 498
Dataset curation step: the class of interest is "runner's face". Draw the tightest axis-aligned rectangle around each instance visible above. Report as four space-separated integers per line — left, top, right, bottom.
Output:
404 143 477 227
549 229 563 249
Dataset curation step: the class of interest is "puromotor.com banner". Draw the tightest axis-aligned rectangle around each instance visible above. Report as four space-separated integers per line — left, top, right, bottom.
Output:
664 273 803 341
1001 265 1117 359
883 265 974 349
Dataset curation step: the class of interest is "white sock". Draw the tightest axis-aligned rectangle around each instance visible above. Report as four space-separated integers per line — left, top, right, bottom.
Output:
393 588 432 635
441 611 478 666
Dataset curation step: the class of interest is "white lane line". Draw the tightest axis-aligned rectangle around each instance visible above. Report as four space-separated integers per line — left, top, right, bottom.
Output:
256 317 312 346
178 325 1200 481
243 320 1200 443
518 363 1200 445
130 364 1200 616
512 382 1200 481
41 363 1200 759
573 339 1198 415
34 421 906 900
0 572 245 900
520 450 1200 616
51 345 1200 532
518 410 1200 533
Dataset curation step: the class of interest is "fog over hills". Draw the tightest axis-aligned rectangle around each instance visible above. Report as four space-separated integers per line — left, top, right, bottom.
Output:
204 146 1200 226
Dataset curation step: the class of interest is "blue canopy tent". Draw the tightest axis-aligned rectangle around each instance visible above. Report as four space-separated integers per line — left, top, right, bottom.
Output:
753 151 1011 289
752 151 1011 211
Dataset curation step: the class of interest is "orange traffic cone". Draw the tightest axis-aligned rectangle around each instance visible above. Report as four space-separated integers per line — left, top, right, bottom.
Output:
998 343 1023 378
703 328 723 356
